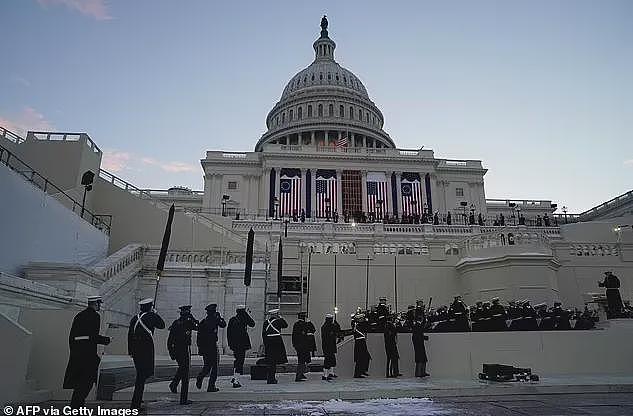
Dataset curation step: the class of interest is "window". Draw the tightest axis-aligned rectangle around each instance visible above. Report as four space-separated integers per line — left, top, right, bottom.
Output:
456 188 464 197
289 110 293 121
339 105 344 117
318 104 323 117
328 73 331 81
359 109 362 120
308 105 312 117
282 112 285 123
228 181 238 190
298 107 302 120
366 113 369 122
328 104 333 116
349 106 354 120
275 116 278 126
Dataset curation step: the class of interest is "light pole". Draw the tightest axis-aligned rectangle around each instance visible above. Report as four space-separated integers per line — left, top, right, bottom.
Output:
562 206 568 224
274 197 279 220
80 170 94 219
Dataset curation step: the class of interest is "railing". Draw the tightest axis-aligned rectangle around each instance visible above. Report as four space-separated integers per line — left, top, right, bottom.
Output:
459 229 553 258
93 244 144 299
0 126 25 144
139 189 204 198
26 131 101 154
0 143 111 234
579 190 633 220
568 243 620 257
143 247 268 266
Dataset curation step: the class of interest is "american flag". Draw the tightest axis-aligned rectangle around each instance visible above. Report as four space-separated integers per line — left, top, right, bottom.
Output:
336 134 348 149
367 172 388 218
401 177 423 217
279 175 301 217
316 175 337 218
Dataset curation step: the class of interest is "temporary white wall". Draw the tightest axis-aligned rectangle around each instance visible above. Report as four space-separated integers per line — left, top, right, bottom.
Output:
0 311 32 405
0 164 108 275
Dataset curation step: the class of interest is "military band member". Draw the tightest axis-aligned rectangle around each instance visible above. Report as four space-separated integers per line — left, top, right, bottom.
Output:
321 314 340 380
262 308 288 384
167 305 198 404
292 311 313 381
352 312 371 378
599 271 624 318
384 318 401 377
63 295 111 408
128 298 165 410
449 295 469 332
412 304 430 377
489 298 507 331
196 303 226 392
227 305 255 388
535 303 554 330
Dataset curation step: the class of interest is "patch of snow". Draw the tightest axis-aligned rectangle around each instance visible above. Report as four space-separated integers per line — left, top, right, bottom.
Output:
242 398 451 415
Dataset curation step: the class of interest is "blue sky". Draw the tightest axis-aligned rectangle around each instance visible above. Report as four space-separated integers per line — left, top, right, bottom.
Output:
1 0 631 213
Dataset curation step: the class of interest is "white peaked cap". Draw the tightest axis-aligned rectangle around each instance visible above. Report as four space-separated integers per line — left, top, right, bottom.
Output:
237 304 246 310
87 295 102 302
139 298 154 305
326 313 334 318
268 308 280 314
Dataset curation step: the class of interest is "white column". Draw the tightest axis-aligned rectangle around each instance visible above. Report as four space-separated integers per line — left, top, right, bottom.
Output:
203 173 212 208
336 169 343 215
300 168 307 212
395 171 403 218
385 170 393 216
262 168 271 216
361 170 368 213
325 130 329 145
310 130 315 147
363 135 367 148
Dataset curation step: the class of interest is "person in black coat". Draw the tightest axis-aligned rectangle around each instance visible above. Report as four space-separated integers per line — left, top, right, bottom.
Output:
599 271 624 318
448 295 470 332
262 308 288 384
63 295 111 408
128 298 165 410
227 305 255 388
384 318 401 377
292 311 314 381
412 305 429 377
195 304 226 392
320 314 340 380
489 298 507 331
352 313 371 378
167 305 198 404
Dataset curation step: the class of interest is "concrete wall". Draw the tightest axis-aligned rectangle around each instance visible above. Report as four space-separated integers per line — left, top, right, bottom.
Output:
92 178 242 254
0 311 32 405
0 164 109 275
337 320 633 379
561 216 633 243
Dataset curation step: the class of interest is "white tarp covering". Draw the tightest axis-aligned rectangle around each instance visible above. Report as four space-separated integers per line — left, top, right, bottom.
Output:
0 164 108 275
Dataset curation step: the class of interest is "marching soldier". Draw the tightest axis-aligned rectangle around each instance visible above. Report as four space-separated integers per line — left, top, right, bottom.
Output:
321 314 340 380
599 271 624 318
292 311 314 381
63 295 111 408
227 305 255 388
352 312 371 378
384 318 401 377
196 304 226 392
412 304 430 377
128 298 165 410
167 305 198 404
262 308 288 384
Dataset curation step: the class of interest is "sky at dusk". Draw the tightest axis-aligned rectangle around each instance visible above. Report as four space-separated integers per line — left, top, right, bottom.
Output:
0 0 631 213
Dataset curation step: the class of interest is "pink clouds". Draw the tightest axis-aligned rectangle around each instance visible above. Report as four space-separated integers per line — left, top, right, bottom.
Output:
0 107 55 136
140 157 197 173
37 0 111 21
101 152 197 174
101 150 131 172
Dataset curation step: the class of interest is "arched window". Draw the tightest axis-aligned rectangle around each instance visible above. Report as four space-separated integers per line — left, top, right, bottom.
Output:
328 104 333 116
359 109 362 120
320 73 323 81
289 109 293 121
318 104 323 117
308 105 312 117
328 73 331 81
275 116 279 126
339 105 344 117
336 74 339 81
366 113 369 122
349 106 354 120
282 112 285 123
298 107 302 120
311 74 315 81
373 116 376 125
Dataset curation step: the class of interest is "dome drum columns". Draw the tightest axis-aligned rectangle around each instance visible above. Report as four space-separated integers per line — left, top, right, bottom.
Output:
271 129 385 149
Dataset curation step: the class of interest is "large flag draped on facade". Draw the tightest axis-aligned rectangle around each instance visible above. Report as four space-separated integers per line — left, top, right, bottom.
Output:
316 169 337 218
401 172 423 217
279 168 301 217
367 172 388 218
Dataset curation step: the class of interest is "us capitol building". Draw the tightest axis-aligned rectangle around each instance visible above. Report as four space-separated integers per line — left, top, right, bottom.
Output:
0 17 632 403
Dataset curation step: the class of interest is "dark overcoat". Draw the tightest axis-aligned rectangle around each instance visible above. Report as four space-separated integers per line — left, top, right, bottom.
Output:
128 311 165 378
227 310 255 352
197 313 226 355
63 308 109 389
263 316 288 365
411 320 428 363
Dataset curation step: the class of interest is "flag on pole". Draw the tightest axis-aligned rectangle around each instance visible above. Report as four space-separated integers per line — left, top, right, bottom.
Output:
401 172 423 216
316 171 337 218
336 134 348 149
367 172 388 218
279 169 301 218
154 203 175 305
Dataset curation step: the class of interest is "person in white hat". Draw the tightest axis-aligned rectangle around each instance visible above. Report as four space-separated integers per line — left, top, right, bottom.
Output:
63 295 111 408
227 305 255 388
262 308 288 384
128 298 165 410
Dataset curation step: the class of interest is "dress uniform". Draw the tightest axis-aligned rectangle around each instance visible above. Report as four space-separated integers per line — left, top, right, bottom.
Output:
352 314 371 378
167 305 198 404
489 298 507 331
412 308 429 377
292 311 314 381
63 295 111 408
127 298 165 410
320 314 340 380
227 305 255 388
262 309 288 384
383 319 401 377
196 304 226 392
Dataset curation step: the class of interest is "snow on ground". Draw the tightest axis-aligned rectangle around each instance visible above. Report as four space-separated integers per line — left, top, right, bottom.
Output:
242 398 452 415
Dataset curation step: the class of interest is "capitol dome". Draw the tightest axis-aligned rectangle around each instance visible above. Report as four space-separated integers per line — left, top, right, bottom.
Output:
255 17 394 151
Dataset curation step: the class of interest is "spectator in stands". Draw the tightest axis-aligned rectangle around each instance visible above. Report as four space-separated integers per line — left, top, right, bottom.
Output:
544 213 550 227
519 214 526 225
536 215 543 227
433 211 439 225
477 213 484 226
499 213 505 226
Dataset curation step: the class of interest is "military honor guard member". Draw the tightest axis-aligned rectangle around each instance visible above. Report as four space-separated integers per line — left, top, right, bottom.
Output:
384 318 401 377
352 311 371 378
195 303 226 392
320 314 340 380
599 271 624 318
167 305 199 404
292 311 315 381
127 298 165 410
411 304 430 377
262 308 288 384
63 295 111 408
227 305 255 388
